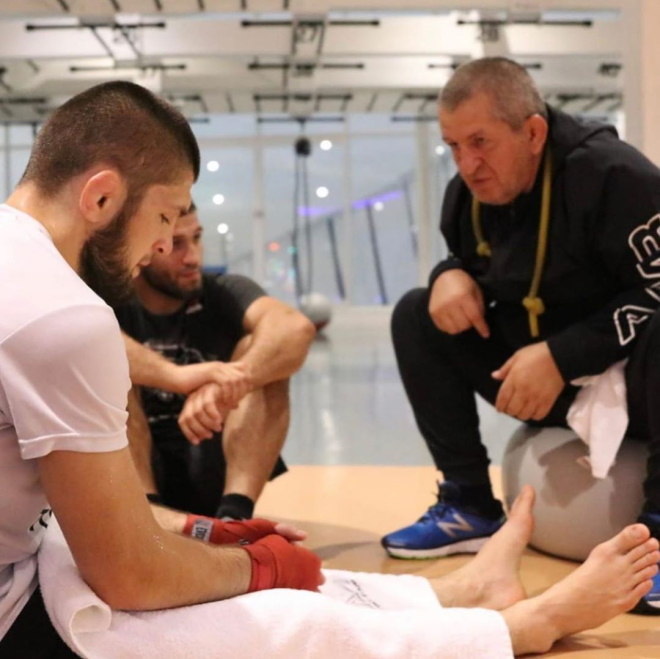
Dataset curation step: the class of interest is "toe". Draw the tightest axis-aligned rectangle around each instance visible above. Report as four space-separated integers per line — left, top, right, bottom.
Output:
510 485 535 517
608 524 651 555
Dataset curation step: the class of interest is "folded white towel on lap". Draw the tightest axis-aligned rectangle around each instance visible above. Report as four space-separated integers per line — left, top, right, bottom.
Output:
38 518 513 659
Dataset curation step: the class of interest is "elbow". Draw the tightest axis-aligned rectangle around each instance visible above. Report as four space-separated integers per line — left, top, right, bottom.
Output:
293 313 317 352
82 565 154 611
278 312 316 375
91 579 144 612
299 312 317 341
77 548 166 611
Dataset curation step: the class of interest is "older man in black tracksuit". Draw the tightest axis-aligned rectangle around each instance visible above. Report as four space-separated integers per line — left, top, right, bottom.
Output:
381 57 660 614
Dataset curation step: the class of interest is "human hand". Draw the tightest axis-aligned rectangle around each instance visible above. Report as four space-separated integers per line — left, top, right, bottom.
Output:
428 269 490 338
183 516 307 545
242 534 324 592
178 383 229 444
172 361 252 403
492 342 564 420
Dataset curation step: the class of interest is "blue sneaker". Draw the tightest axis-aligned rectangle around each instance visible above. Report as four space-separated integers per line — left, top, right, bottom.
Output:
381 482 505 559
631 513 660 615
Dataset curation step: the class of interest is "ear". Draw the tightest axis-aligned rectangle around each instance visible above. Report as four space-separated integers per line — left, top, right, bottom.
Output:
525 114 549 156
78 169 128 227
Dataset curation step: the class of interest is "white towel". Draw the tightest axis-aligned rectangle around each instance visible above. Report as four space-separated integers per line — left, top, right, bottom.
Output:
567 360 629 479
38 519 513 659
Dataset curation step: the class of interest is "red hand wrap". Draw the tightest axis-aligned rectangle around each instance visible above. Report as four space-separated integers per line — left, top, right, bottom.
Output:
243 535 322 592
183 515 278 545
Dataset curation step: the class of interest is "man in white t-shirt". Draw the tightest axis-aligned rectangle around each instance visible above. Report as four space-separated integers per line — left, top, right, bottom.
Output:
0 80 658 658
0 81 323 656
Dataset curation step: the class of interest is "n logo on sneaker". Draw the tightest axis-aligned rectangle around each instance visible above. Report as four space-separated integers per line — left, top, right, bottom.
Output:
437 512 474 538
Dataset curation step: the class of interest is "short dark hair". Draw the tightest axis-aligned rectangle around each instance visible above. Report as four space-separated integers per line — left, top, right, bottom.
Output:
439 57 547 129
21 80 200 199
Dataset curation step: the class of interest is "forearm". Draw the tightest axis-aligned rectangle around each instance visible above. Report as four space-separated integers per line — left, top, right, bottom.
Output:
122 333 182 392
150 502 187 534
123 333 230 395
40 448 254 612
236 311 315 388
127 527 252 610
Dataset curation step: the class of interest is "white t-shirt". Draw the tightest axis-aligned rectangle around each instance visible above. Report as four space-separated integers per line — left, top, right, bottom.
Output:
0 204 129 637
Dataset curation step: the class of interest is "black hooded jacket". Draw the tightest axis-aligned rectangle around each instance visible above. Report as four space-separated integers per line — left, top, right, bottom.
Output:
429 105 660 382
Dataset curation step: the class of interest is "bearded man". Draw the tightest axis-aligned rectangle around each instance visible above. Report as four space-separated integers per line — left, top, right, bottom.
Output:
114 204 315 520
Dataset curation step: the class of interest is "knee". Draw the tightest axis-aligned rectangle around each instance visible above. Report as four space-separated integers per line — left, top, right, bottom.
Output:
630 309 660 363
391 288 429 343
645 309 660 343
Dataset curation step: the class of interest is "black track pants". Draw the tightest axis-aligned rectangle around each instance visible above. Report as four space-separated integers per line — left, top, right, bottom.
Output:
391 287 580 486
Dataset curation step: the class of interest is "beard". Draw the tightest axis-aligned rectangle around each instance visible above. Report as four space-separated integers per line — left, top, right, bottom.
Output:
140 265 202 303
79 205 134 307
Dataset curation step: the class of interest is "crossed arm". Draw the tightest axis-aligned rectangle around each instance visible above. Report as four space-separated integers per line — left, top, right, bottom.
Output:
232 296 316 389
123 332 251 402
123 296 315 441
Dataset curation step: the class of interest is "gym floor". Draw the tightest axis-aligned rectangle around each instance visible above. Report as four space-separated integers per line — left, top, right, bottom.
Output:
285 305 520 467
260 305 660 657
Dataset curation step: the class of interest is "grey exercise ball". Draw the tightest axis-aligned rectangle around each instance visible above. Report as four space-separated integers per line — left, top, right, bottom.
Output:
501 425 647 561
299 292 332 331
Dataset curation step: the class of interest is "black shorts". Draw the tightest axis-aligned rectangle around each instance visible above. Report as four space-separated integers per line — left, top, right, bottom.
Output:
152 434 287 516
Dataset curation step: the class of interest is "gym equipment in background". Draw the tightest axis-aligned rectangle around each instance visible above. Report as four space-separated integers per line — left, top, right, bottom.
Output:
291 134 332 330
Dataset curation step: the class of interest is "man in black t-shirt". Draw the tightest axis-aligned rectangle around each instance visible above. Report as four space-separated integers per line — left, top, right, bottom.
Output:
115 204 316 520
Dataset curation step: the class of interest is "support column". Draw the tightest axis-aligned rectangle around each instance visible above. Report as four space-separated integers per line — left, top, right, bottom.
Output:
415 121 433 286
341 122 354 304
623 0 660 164
252 131 266 285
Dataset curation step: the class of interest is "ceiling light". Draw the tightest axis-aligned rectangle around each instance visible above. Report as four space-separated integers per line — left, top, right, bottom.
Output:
213 194 225 205
316 186 329 199
207 160 220 172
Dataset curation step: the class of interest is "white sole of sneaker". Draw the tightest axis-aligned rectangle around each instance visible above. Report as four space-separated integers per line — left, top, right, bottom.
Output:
384 536 491 559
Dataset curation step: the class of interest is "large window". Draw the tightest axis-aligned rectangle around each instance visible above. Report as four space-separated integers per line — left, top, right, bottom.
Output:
0 112 455 305
0 124 34 200
191 113 453 306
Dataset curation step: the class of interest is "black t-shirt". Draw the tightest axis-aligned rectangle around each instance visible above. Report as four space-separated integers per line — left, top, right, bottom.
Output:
114 273 265 442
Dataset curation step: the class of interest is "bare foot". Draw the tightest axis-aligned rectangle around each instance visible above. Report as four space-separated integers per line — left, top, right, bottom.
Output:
502 523 660 656
431 485 535 610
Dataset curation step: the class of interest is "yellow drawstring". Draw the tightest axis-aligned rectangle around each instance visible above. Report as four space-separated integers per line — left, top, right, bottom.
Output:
523 149 552 337
471 196 492 257
471 148 553 338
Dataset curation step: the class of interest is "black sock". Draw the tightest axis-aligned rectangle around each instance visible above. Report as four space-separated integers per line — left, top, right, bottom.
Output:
215 493 254 520
442 481 504 520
